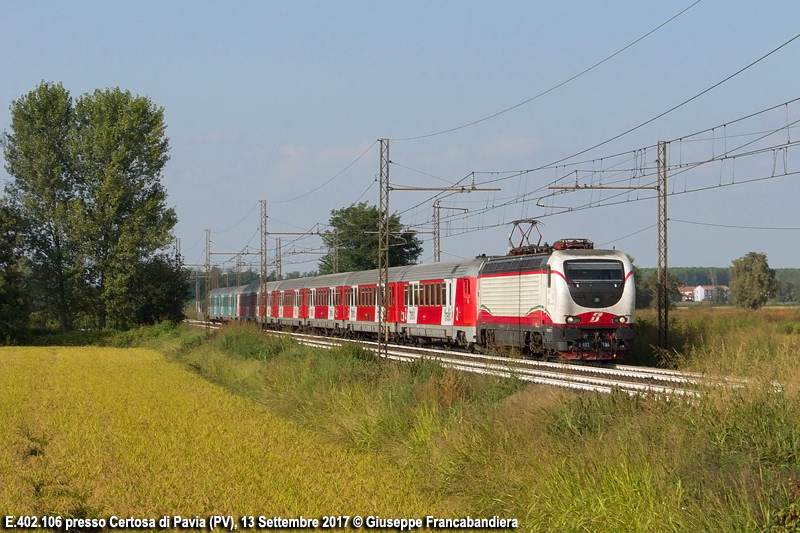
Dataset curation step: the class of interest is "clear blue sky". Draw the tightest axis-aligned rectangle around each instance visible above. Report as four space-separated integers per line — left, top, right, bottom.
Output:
2 1 799 271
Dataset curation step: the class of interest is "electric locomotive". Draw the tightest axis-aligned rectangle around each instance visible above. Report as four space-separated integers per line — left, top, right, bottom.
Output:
476 238 634 360
206 238 634 362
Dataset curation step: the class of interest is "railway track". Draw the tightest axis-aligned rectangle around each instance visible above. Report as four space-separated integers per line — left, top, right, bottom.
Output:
185 320 735 397
285 331 711 397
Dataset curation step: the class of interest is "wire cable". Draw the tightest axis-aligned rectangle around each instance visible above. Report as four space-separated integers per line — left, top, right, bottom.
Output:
214 202 258 233
392 0 703 141
272 140 378 204
670 218 800 231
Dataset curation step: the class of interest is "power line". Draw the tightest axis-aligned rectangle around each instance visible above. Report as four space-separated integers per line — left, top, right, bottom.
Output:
272 140 378 204
441 100 800 228
215 202 258 233
599 224 658 247
465 32 800 196
391 0 703 141
670 218 800 231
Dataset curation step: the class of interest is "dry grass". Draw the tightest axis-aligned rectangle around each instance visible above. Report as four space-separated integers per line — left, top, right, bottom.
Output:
0 346 451 518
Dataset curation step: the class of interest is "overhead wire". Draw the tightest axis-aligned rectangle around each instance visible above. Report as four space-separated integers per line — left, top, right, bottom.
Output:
438 96 800 232
670 218 800 231
271 140 378 204
391 0 704 141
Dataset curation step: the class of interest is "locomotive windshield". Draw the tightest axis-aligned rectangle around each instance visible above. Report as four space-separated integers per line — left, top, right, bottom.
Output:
563 260 625 308
564 261 624 284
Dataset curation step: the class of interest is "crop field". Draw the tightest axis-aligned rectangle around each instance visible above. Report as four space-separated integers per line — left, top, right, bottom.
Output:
4 308 800 532
0 346 453 522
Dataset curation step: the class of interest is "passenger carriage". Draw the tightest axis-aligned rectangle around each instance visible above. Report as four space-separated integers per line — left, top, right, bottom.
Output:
207 237 635 361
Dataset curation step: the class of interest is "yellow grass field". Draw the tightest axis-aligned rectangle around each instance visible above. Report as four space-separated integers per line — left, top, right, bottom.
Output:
0 346 452 521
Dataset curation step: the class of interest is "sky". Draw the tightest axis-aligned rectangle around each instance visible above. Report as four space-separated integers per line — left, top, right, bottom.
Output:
2 0 799 272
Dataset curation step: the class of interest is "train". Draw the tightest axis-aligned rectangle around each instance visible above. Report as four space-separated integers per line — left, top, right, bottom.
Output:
207 238 635 361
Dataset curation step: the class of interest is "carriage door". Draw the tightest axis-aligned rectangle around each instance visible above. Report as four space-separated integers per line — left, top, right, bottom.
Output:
407 281 419 324
442 279 454 326
348 286 357 322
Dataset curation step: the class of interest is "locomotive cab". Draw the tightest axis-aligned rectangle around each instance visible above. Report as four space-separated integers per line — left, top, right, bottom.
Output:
563 259 625 308
547 250 635 360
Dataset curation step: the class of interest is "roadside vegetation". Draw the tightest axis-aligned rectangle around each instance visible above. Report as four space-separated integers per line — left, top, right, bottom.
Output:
4 308 800 531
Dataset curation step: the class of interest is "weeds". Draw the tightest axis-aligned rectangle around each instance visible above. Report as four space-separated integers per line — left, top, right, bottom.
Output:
6 308 800 531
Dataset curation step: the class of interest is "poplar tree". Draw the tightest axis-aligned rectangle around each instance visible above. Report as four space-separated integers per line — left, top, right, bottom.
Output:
1 81 79 331
3 82 182 330
0 199 29 343
71 88 176 329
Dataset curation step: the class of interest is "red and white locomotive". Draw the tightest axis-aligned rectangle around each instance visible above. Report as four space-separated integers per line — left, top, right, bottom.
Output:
208 238 634 361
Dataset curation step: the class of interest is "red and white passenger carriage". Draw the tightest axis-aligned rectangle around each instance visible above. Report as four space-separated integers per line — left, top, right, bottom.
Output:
208 239 635 361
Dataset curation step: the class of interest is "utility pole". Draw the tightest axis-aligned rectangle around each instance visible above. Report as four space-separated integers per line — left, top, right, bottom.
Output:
656 141 668 350
548 141 669 350
260 201 268 282
174 237 181 265
332 229 339 274
378 138 390 361
204 229 211 320
377 147 500 358
261 200 268 323
433 200 468 262
275 237 282 281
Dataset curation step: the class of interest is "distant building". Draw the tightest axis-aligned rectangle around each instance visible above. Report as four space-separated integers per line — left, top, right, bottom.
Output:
678 286 695 302
677 285 730 302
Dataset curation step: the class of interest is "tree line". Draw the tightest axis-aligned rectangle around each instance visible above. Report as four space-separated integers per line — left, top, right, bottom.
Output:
0 81 187 343
633 251 785 310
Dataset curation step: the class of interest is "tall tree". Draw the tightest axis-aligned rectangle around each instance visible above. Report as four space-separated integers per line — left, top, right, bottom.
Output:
71 88 176 329
730 252 777 310
777 280 797 303
1 81 80 331
129 253 188 325
318 202 423 274
0 199 30 343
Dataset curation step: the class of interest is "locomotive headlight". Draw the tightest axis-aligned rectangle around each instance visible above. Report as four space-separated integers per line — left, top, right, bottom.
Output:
565 315 581 324
612 315 628 324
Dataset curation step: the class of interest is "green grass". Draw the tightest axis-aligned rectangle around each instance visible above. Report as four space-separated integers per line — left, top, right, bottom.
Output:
11 310 800 532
